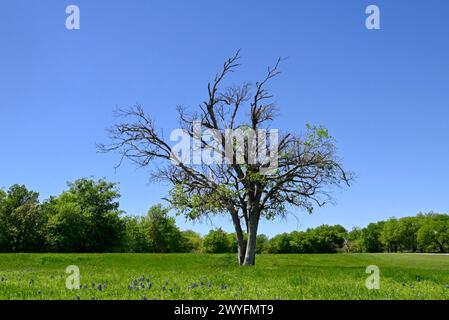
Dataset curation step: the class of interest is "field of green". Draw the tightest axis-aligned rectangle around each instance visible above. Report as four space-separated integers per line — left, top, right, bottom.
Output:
0 253 448 300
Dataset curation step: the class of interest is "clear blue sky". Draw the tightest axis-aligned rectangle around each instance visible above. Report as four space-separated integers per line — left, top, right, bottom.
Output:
1 0 448 236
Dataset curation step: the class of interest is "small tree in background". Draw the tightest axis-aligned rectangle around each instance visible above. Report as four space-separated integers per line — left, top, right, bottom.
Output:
267 233 292 253
255 234 269 254
44 178 125 252
395 216 422 252
181 230 203 253
145 204 184 253
0 185 46 252
306 225 347 253
359 222 385 253
417 214 449 252
203 228 231 253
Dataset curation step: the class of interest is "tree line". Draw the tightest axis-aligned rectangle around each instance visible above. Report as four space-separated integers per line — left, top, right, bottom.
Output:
0 179 448 253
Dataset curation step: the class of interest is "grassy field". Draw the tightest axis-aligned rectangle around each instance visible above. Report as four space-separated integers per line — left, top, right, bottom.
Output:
0 253 448 300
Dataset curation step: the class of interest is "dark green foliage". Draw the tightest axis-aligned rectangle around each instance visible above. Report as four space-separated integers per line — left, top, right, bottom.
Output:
0 185 46 252
203 228 231 253
122 205 185 253
305 225 347 253
44 179 125 252
0 181 448 254
267 233 292 253
265 225 347 253
181 230 203 253
417 214 449 252
358 222 385 253
395 216 423 252
145 204 184 253
255 234 269 254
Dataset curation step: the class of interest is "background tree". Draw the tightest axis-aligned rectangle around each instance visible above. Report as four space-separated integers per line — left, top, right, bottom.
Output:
267 233 292 253
203 228 231 253
44 195 89 252
306 225 347 253
0 185 46 252
121 216 150 252
145 204 184 253
289 231 310 253
344 227 363 253
358 222 385 253
417 214 449 252
0 189 6 248
255 234 269 254
98 51 352 265
181 230 203 253
380 218 400 252
1 179 446 254
118 205 186 253
44 178 125 252
395 216 422 252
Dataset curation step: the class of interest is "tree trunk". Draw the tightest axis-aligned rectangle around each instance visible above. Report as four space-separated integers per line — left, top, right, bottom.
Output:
229 206 246 265
237 237 246 265
243 214 259 266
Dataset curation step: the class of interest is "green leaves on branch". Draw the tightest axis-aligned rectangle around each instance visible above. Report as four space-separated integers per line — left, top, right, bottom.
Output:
169 184 237 220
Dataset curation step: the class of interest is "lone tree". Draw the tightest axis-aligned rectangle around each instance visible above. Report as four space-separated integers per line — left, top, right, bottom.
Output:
98 51 351 265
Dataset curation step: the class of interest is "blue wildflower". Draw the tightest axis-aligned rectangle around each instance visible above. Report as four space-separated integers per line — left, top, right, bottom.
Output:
189 283 198 289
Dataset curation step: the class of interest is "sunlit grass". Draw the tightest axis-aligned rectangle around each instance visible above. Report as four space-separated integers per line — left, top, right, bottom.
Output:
0 253 448 300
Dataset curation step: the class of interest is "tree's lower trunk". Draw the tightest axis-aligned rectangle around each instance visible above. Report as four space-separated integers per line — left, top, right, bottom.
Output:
229 206 246 265
237 238 246 265
243 215 259 266
228 203 260 266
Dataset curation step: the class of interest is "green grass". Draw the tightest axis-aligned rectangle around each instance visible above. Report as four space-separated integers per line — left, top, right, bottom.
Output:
0 253 448 300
